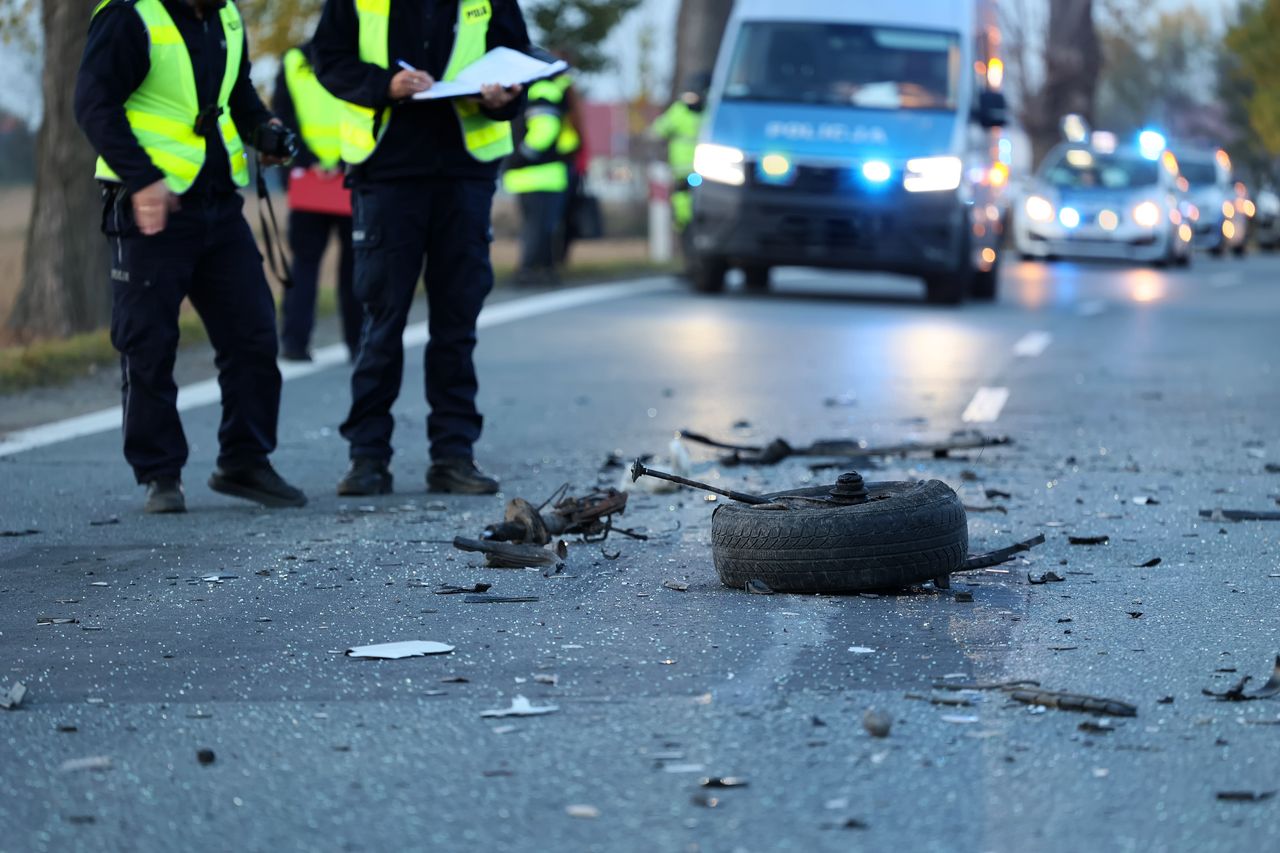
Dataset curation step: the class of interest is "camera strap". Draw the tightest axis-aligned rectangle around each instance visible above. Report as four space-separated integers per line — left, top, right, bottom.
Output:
254 159 294 290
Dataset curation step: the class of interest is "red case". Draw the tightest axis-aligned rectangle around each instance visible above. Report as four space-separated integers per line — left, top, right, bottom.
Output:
287 167 352 216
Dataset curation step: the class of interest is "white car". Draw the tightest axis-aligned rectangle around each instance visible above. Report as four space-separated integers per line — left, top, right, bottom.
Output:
1014 141 1192 266
1176 148 1247 256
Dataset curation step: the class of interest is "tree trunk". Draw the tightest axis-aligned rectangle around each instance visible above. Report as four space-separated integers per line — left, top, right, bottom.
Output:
8 0 109 340
671 0 733 100
1025 0 1101 167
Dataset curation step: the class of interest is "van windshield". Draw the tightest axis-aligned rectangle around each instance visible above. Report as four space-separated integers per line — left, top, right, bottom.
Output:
722 21 961 110
1041 150 1159 190
1179 160 1217 186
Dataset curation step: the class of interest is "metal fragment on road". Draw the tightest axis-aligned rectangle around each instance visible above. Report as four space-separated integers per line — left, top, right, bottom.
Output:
663 579 689 592
344 641 455 660
463 595 539 604
434 583 492 595
1200 508 1280 522
1005 688 1137 717
453 537 568 568
1068 535 1109 546
1202 656 1280 702
0 528 40 537
961 534 1046 571
1135 558 1162 568
1217 791 1276 802
1 682 27 710
479 695 559 718
1028 571 1065 585
700 777 749 788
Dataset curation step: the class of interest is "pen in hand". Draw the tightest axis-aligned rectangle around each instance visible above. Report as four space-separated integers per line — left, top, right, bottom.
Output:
390 59 434 99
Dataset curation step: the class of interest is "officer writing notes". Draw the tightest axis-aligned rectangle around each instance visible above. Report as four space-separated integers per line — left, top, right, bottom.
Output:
75 0 307 514
313 0 529 497
273 42 362 363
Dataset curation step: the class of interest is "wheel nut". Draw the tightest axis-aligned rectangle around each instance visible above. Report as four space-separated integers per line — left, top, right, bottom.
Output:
830 472 869 504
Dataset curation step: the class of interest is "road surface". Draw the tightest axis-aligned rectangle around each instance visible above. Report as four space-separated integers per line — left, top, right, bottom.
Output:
2 254 1278 852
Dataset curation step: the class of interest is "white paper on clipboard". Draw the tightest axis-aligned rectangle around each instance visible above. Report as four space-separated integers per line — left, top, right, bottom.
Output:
411 47 569 100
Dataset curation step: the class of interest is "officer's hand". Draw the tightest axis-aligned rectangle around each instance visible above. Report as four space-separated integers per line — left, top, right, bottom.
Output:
132 179 179 236
389 70 433 100
259 119 291 167
477 83 522 110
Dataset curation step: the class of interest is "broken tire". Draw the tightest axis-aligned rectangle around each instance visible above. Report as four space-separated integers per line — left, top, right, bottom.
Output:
711 480 967 593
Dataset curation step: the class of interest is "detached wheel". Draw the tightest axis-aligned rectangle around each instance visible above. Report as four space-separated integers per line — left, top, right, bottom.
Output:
689 254 727 293
711 478 968 593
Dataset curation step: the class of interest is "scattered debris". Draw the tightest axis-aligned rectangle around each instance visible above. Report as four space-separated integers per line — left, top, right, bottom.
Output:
434 583 492 595
905 693 973 707
60 756 112 773
533 674 558 686
453 537 568 568
1131 496 1159 506
1200 509 1280 522
37 616 78 625
862 709 892 738
1127 611 1144 619
1078 720 1116 734
700 777 749 788
1202 656 1280 702
1068 535 1109 546
847 646 875 654
1005 688 1137 717
565 804 600 819
464 595 539 604
961 534 1046 571
1 682 27 710
822 818 869 830
942 714 980 724
0 528 40 537
481 488 638 544
440 676 469 684
954 591 974 602
196 748 216 765
1028 571 1065 585
679 429 1012 467
1217 791 1276 802
345 641 455 660
985 488 1012 500
663 580 689 592
746 579 774 595
1135 558 1162 568
480 695 559 718
89 516 120 526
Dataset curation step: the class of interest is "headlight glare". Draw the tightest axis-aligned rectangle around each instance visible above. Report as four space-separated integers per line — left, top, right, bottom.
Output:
1132 201 1161 229
693 143 746 186
1024 195 1054 223
903 156 963 192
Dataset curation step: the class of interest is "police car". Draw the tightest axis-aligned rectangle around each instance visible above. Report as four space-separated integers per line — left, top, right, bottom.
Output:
1176 148 1247 257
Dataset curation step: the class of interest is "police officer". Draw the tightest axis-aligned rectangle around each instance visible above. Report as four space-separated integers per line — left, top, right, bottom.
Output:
273 42 361 362
651 72 711 241
75 0 307 514
313 0 530 496
504 71 571 285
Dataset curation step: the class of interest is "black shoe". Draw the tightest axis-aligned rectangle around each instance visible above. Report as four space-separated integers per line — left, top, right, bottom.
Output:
208 463 307 508
337 457 393 496
427 458 499 495
144 477 186 514
280 348 312 363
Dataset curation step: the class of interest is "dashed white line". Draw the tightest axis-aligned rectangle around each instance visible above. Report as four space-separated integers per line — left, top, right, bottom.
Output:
961 386 1010 424
0 277 676 458
1013 330 1052 358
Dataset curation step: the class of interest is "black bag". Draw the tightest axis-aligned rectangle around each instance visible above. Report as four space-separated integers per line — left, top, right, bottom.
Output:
569 187 604 241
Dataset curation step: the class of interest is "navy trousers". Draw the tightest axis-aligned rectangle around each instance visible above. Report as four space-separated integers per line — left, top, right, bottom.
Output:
340 178 496 463
280 209 360 357
517 190 567 276
107 190 281 484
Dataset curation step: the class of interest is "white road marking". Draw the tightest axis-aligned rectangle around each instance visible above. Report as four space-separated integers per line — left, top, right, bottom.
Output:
1077 300 1106 317
0 277 676 458
961 386 1010 424
1013 330 1052 358
1208 272 1241 289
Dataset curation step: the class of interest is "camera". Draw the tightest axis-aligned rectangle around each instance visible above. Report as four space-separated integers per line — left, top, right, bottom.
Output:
252 123 300 162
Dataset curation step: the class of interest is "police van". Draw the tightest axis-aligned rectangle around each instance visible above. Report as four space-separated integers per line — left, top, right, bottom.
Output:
687 0 1009 303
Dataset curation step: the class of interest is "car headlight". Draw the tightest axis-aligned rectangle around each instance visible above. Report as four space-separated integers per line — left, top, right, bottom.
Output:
693 143 745 186
903 156 962 192
1024 194 1054 223
1132 201 1162 229
1222 200 1235 220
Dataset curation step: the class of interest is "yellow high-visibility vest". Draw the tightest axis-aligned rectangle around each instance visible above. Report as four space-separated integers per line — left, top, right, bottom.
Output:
340 0 514 165
502 76 569 194
283 47 343 170
92 0 249 193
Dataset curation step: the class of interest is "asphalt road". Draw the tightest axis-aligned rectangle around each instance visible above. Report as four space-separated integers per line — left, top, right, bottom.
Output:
2 252 1279 852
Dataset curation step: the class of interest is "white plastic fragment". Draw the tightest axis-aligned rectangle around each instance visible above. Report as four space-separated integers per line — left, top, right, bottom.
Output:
1 682 26 710
847 646 875 654
942 715 980 725
345 641 455 659
565 804 600 819
60 756 113 772
480 695 559 718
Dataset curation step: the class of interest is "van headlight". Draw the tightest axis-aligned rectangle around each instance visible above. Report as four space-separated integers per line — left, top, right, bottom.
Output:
694 144 746 186
903 156 963 192
1024 195 1054 223
1132 200 1162 229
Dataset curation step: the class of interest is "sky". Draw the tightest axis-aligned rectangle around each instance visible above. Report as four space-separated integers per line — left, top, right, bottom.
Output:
0 0 1245 126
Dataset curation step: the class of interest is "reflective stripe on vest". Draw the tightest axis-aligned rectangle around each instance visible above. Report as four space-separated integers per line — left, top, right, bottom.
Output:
502 160 568 193
283 48 343 169
503 76 568 193
341 0 513 165
653 101 702 177
93 0 249 193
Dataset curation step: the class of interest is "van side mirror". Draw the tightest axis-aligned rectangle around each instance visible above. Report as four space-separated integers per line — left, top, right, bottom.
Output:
976 90 1008 128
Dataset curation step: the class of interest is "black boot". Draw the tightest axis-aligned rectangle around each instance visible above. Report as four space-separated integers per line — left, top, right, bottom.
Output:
337 457 393 496
427 458 499 495
208 463 307 508
144 477 186 514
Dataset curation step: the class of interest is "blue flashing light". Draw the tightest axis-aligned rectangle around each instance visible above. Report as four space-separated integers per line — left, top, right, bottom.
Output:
1138 129 1166 161
687 173 703 188
1059 206 1081 229
861 160 892 184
